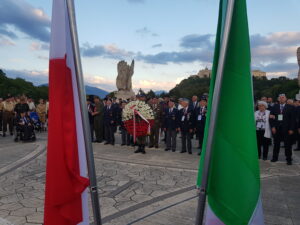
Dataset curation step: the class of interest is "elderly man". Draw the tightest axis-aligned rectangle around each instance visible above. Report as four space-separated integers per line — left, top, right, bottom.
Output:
2 97 15 137
164 99 179 152
270 94 296 165
149 97 162 148
195 96 207 155
178 98 195 154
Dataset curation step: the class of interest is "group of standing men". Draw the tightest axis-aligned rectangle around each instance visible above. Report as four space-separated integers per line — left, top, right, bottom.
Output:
87 94 207 155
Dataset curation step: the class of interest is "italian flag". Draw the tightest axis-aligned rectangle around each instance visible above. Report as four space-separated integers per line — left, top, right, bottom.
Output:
44 0 90 225
197 0 265 224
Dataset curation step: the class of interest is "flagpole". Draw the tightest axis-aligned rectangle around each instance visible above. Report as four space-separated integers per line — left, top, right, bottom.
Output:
195 0 235 224
65 0 102 224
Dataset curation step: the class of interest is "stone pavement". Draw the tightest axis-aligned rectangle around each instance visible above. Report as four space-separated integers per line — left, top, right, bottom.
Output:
0 132 299 225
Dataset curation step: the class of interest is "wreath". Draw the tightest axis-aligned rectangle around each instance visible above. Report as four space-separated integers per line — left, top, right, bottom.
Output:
122 100 154 137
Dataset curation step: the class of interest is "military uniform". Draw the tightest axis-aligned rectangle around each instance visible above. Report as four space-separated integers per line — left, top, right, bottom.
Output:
104 104 117 145
178 106 195 154
93 101 104 143
149 103 162 148
164 106 179 151
3 100 15 136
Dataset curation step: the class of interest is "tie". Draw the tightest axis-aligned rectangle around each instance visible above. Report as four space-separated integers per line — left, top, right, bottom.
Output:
280 104 284 113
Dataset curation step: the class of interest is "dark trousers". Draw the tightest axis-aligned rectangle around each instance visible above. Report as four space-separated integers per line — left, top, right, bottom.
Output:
272 128 293 162
94 119 103 142
137 136 146 145
197 128 205 149
89 123 94 141
121 128 130 145
104 124 115 144
295 131 300 149
0 111 3 131
181 130 192 152
149 124 160 147
256 130 270 159
166 128 177 151
3 111 14 134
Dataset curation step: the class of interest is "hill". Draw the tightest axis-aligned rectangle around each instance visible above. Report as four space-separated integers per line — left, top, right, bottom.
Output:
0 70 109 100
0 69 48 100
169 76 299 100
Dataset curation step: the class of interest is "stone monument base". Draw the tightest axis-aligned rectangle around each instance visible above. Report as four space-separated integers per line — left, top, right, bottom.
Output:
115 90 135 100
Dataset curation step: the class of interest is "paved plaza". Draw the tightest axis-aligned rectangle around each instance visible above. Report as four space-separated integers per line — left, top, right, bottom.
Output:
0 133 299 225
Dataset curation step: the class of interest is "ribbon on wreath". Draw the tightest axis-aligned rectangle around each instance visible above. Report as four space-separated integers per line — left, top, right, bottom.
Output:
130 105 151 143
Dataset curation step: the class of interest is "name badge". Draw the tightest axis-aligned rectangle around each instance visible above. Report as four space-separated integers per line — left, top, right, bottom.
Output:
278 114 283 121
181 116 185 121
198 115 202 121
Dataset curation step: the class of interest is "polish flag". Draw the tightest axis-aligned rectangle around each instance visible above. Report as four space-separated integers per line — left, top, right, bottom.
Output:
44 1 90 225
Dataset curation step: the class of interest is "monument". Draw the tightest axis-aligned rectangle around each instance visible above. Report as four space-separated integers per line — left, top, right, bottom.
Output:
295 47 300 100
115 60 135 99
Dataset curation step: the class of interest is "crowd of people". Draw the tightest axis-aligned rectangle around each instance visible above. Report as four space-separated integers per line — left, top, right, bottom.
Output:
88 93 208 155
1 92 299 165
0 95 48 141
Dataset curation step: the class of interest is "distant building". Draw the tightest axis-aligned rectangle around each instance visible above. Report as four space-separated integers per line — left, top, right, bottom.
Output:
190 68 266 79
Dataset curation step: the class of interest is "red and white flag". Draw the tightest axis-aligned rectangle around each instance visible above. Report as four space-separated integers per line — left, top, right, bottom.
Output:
44 1 90 225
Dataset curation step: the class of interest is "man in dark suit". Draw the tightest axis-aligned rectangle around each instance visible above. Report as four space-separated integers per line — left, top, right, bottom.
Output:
93 96 104 143
178 98 195 154
270 94 296 165
163 99 179 152
195 96 207 155
87 98 95 142
104 98 117 145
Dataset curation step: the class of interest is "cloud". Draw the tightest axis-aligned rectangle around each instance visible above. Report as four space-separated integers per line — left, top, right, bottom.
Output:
152 43 162 48
30 42 49 51
250 34 270 48
132 79 177 91
81 43 134 59
3 68 48 85
0 0 50 42
0 35 16 46
180 34 213 49
269 32 300 46
137 49 213 65
136 27 158 37
0 25 18 39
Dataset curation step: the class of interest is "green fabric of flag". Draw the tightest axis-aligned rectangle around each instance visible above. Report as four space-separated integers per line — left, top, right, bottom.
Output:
197 0 262 224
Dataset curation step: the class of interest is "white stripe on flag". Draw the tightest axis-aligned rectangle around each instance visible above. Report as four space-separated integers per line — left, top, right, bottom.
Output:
65 2 89 225
204 195 264 225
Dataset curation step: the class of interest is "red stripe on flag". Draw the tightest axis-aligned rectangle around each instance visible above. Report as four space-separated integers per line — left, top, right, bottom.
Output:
44 56 89 225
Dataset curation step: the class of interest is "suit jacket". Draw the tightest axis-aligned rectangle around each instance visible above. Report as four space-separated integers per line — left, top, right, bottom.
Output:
178 106 195 131
269 104 296 132
164 107 179 130
189 101 198 112
104 105 117 126
195 106 207 129
87 103 94 124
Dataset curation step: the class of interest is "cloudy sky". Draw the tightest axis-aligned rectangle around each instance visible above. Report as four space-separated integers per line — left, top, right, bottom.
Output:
0 0 299 92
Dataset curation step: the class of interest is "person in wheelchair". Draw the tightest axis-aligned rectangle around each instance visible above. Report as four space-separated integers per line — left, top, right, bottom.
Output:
15 111 36 142
29 110 42 132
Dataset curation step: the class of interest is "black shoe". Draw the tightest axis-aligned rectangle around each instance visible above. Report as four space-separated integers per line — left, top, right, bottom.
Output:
104 142 110 145
262 157 267 161
287 161 292 165
97 140 103 143
180 150 187 153
149 145 154 148
111 142 115 146
172 150 175 152
14 137 18 142
294 148 300 151
188 151 192 154
127 144 130 146
3 133 6 137
10 133 13 136
134 149 141 153
165 148 170 151
141 150 146 154
121 143 126 146
271 159 278 162
155 146 159 148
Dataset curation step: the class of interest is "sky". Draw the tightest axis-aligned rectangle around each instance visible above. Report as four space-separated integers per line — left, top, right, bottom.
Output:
0 0 299 92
